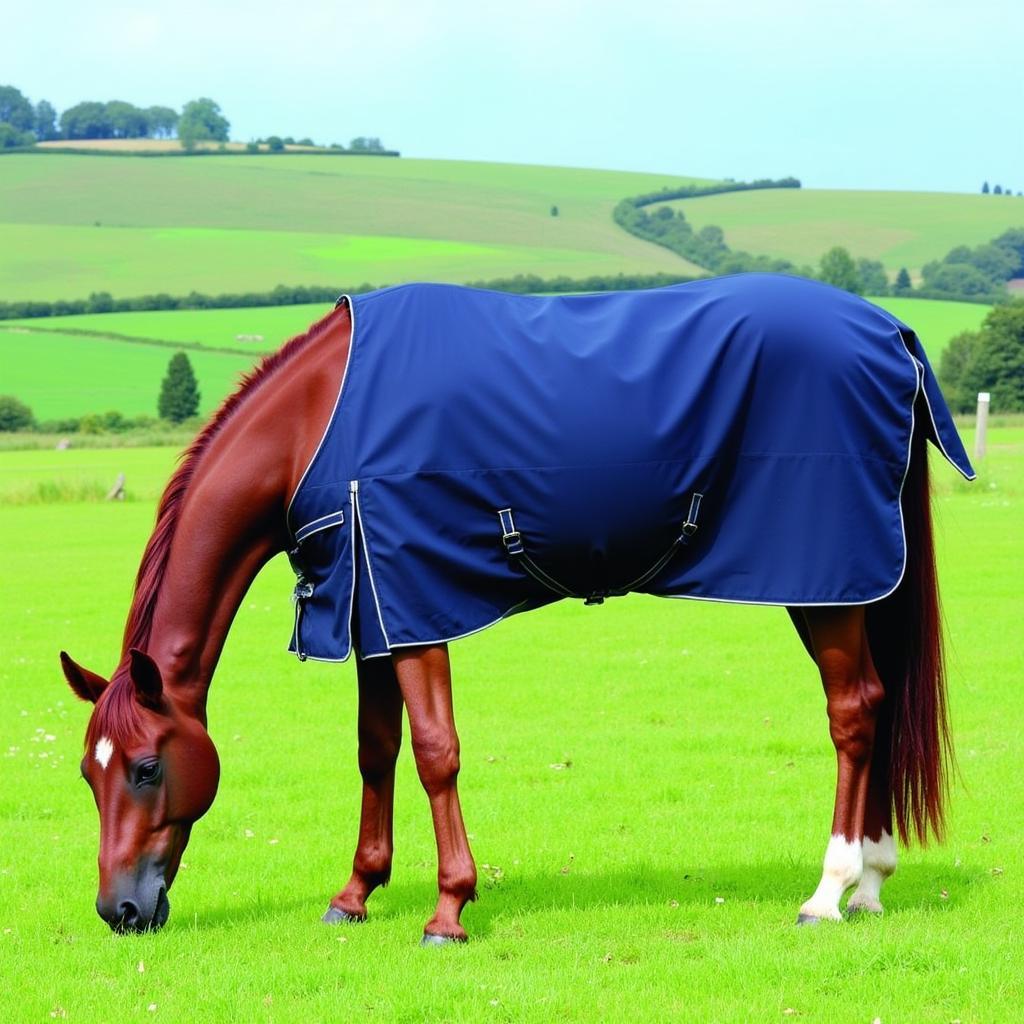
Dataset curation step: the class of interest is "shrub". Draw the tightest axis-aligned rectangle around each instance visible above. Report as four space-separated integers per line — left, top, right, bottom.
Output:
0 395 35 431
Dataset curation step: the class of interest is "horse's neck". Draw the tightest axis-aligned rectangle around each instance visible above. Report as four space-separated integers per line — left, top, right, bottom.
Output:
133 311 350 719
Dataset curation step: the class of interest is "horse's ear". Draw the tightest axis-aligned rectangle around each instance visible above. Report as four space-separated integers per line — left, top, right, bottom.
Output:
128 648 164 710
60 651 108 704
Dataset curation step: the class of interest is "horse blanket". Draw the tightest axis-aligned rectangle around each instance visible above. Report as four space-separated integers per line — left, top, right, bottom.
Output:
285 273 973 662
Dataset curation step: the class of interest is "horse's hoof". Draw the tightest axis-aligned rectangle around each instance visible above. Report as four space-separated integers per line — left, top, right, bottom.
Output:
796 913 821 926
322 905 364 925
420 932 466 947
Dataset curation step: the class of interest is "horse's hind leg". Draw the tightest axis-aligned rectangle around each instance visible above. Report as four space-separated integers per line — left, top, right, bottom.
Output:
845 720 898 914
392 644 477 943
323 655 404 923
797 606 885 924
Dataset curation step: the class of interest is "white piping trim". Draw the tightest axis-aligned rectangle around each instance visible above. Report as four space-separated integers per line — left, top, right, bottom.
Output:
285 296 358 536
384 599 534 650
286 600 534 661
294 509 345 543
342 482 358 664
352 482 392 650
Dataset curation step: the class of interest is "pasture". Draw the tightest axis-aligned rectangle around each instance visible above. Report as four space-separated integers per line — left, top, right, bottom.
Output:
0 155 709 301
0 328 256 420
1 426 1021 1022
665 189 1024 277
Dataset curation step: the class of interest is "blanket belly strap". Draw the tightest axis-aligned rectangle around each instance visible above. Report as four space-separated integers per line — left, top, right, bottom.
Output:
497 495 703 605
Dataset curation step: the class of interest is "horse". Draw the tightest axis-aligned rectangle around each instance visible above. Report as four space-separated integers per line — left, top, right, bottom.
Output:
62 274 973 942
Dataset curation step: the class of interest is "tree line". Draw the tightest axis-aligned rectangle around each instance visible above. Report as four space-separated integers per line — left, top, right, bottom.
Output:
981 182 1021 196
0 85 230 149
0 84 393 153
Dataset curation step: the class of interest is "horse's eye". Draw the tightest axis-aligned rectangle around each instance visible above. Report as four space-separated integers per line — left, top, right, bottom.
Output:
135 761 162 787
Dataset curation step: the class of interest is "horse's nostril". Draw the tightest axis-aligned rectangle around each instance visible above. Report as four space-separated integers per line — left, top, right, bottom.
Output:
116 900 141 930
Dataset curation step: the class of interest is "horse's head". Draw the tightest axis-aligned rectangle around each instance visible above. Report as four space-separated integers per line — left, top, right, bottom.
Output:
61 648 220 932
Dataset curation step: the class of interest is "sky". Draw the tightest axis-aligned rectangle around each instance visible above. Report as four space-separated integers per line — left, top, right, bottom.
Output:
4 0 1022 192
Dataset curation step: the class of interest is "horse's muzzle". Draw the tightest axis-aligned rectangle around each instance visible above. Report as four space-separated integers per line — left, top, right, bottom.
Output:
97 879 170 933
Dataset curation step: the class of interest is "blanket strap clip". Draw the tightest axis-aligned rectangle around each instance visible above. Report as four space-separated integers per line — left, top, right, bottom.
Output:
498 508 524 555
680 492 703 542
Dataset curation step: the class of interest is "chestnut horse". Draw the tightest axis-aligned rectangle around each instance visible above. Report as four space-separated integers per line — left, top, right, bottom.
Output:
62 301 950 942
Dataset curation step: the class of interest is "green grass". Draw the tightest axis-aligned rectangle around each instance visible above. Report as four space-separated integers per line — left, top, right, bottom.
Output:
666 189 1024 276
0 328 257 420
0 446 180 503
0 155 709 300
1 429 1021 1021
5 303 334 354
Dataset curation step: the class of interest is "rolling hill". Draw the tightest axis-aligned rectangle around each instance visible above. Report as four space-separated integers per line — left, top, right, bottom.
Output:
660 188 1024 277
0 154 711 301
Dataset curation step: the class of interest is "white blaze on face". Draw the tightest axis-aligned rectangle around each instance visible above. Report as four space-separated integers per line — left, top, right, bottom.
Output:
94 736 115 770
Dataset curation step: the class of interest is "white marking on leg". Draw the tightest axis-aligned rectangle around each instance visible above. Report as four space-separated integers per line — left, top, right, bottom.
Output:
94 737 114 770
799 834 862 921
847 830 897 914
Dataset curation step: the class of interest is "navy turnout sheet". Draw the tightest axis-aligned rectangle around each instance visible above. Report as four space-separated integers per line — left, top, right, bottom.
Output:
286 273 973 661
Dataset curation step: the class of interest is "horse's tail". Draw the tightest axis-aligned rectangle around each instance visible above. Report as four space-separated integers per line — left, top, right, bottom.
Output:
866 423 952 846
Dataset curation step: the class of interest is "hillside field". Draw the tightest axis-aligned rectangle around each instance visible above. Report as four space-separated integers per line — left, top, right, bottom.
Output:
0 155 710 301
0 423 1020 1021
0 328 255 420
665 189 1024 277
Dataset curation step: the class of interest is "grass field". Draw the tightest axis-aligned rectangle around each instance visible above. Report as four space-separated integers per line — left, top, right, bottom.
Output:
4 303 336 354
0 155 710 301
0 425 1021 1022
666 189 1024 277
0 328 257 420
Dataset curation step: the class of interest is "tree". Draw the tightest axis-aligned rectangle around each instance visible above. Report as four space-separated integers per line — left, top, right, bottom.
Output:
894 267 912 293
60 101 113 139
266 135 285 152
993 184 1003 195
963 303 1024 412
994 228 1024 270
0 123 33 149
34 100 58 140
178 98 230 149
0 85 34 131
921 262 998 297
158 353 200 422
105 100 149 138
940 303 1024 413
856 258 889 295
938 331 980 412
145 105 179 138
0 395 35 432
818 246 861 293
982 181 990 194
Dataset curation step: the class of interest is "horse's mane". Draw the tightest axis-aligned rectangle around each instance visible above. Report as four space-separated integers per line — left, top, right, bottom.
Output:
121 304 345 659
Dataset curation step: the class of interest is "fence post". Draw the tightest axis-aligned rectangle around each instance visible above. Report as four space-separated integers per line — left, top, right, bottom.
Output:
974 392 990 463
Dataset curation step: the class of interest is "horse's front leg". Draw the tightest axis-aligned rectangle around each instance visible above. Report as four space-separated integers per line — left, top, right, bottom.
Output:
797 606 885 924
323 654 404 923
392 644 477 943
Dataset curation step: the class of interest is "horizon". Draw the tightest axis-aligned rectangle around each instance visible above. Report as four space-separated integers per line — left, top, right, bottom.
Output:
4 0 1022 195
